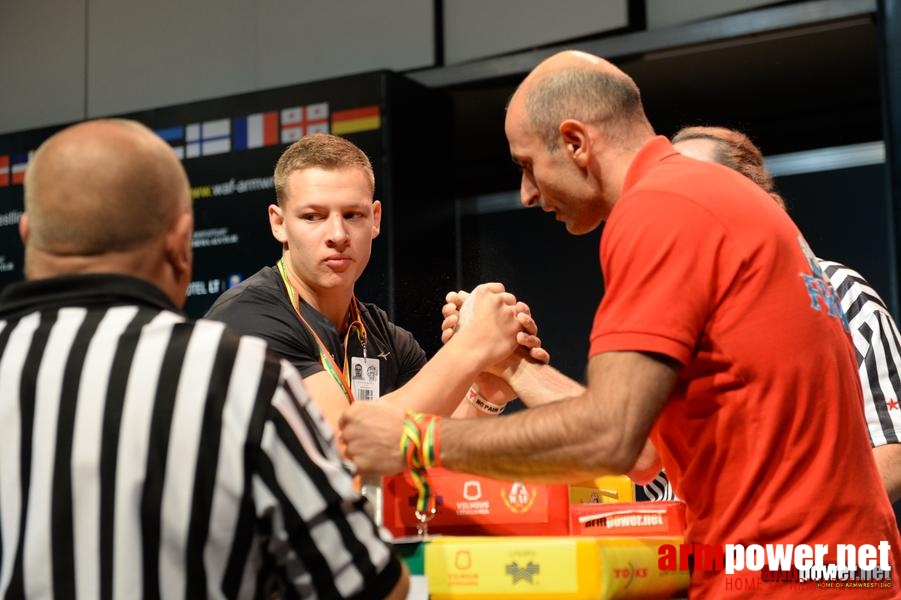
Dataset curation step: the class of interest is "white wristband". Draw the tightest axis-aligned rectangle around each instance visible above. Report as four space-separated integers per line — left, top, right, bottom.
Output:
465 384 506 415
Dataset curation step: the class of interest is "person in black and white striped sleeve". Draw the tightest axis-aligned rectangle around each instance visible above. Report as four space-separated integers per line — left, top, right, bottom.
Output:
634 125 901 504
0 119 409 599
819 259 901 464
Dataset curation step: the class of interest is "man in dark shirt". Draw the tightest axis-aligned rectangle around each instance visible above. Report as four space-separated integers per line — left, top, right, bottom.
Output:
207 133 545 437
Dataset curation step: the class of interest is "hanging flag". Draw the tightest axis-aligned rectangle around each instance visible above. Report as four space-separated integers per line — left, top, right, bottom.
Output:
0 155 9 187
281 102 330 143
186 119 231 158
154 126 186 159
331 105 381 136
233 112 279 150
11 152 33 186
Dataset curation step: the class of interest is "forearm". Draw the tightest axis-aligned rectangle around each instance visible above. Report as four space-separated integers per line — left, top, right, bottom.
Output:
380 334 488 417
627 439 663 485
492 348 586 407
451 398 494 418
439 393 634 482
449 372 518 418
873 443 901 503
439 351 676 483
378 285 526 417
338 351 676 481
450 353 583 423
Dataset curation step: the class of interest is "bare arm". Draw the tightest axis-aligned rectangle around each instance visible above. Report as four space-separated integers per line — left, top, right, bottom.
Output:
302 371 358 448
825 264 901 502
873 443 901 503
303 335 516 441
488 347 586 407
311 284 525 445
628 439 664 485
340 350 679 481
379 284 550 419
439 351 679 482
379 336 501 416
450 373 511 418
497 351 663 480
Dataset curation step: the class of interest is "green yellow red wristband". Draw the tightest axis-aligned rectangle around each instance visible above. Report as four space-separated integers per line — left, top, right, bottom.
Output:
400 410 442 516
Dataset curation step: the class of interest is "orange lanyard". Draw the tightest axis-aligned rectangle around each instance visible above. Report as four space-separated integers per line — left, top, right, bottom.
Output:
276 258 368 403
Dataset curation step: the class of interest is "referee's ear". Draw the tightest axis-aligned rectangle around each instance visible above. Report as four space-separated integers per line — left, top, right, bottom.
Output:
19 213 29 245
164 211 194 307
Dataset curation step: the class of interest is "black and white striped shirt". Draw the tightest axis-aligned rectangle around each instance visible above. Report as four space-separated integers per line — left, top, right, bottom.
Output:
0 274 402 599
639 259 901 501
821 260 901 446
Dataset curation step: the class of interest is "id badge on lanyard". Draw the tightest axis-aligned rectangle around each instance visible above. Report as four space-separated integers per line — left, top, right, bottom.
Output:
350 356 380 401
277 258 376 403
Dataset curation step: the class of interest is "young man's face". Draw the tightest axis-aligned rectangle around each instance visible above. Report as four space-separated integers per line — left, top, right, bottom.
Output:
269 166 381 295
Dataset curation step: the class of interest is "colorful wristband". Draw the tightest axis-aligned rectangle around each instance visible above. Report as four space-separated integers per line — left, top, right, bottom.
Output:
421 414 442 468
400 410 441 516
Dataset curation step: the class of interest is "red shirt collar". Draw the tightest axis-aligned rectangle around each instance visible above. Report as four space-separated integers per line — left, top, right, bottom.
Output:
621 135 681 195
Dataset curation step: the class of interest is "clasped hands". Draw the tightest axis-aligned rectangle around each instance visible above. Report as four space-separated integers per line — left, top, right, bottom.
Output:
441 283 549 370
338 283 547 476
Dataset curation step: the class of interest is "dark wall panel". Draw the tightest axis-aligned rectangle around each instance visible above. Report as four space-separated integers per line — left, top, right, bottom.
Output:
777 163 896 313
0 71 453 356
459 206 604 382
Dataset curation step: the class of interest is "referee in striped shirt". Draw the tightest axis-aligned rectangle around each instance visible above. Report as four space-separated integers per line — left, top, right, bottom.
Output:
0 119 409 599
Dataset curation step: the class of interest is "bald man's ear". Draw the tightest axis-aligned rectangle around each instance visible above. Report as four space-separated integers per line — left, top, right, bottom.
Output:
560 119 590 168
165 212 194 305
19 213 29 245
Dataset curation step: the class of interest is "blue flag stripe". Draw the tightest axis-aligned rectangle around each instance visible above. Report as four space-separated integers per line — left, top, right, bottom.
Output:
232 118 248 151
154 127 184 142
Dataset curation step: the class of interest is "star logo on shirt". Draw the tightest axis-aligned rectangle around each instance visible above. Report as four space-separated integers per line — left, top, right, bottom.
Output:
377 350 391 360
888 399 899 410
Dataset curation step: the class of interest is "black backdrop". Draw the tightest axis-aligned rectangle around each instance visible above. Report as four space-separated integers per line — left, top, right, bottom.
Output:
1 75 895 372
0 70 453 355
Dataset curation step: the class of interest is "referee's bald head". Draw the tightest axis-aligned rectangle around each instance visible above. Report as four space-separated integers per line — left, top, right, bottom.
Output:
21 119 194 305
24 119 190 254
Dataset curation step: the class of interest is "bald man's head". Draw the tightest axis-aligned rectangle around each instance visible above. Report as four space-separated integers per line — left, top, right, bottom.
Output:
23 119 191 256
513 50 651 151
20 119 194 306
